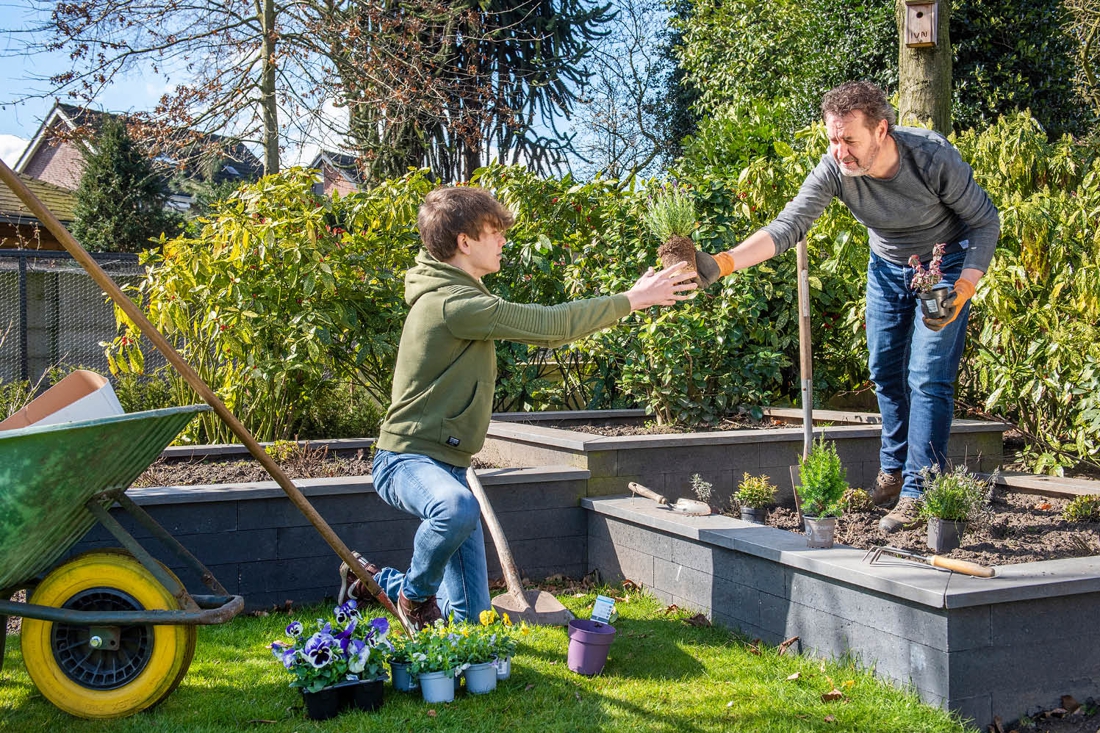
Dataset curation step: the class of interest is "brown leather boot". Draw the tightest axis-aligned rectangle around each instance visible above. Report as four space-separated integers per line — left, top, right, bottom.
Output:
337 552 381 605
878 496 923 533
397 591 443 631
871 469 903 508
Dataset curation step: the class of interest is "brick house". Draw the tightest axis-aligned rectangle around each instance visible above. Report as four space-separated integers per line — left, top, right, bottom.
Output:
0 174 77 250
15 102 264 213
308 150 364 197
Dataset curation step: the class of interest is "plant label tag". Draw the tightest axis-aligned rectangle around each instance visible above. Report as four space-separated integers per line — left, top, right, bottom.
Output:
591 594 617 624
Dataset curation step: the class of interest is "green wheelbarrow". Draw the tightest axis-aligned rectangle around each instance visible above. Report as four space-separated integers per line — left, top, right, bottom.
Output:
0 405 244 719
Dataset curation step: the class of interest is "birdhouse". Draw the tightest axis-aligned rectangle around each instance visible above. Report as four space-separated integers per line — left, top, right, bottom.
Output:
905 0 938 48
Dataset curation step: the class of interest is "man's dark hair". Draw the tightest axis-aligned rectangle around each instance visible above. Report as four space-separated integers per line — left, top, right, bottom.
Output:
417 186 515 261
821 81 896 132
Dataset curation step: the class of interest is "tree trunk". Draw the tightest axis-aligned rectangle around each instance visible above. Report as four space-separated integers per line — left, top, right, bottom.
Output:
896 0 953 134
260 0 280 175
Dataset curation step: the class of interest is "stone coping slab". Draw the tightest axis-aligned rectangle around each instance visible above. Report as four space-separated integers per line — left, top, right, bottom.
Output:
488 417 1004 452
582 495 1100 609
126 466 589 505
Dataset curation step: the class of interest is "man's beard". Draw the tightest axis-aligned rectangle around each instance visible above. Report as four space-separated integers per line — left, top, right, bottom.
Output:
838 143 879 177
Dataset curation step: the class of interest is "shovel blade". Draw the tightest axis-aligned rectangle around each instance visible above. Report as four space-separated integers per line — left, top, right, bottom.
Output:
492 589 574 627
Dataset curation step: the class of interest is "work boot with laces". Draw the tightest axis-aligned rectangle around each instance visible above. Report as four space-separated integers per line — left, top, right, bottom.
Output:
337 552 381 605
878 496 922 533
397 591 443 632
871 469 903 508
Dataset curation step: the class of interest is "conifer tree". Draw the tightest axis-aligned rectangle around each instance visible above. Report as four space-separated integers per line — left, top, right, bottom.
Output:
72 117 182 253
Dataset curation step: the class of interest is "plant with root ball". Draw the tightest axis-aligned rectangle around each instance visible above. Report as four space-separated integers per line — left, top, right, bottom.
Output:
644 184 700 284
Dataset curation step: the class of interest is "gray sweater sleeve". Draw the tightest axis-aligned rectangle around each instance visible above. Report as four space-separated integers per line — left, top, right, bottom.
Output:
761 158 840 257
925 143 1000 273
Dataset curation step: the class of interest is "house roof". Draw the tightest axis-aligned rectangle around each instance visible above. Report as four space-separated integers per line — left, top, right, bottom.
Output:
308 150 364 186
0 174 77 225
16 101 265 184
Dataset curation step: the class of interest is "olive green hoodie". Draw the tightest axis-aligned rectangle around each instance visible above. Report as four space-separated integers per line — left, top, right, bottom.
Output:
376 249 631 466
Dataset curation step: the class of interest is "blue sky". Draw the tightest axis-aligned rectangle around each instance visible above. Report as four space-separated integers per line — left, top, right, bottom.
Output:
0 1 172 165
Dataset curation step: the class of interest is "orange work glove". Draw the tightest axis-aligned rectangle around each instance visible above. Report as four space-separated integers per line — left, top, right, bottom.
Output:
694 250 736 288
923 278 975 331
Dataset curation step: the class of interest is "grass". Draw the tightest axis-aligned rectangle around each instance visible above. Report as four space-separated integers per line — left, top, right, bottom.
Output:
0 587 977 732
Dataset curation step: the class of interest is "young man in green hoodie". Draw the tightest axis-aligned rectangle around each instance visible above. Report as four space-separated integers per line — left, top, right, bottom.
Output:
338 186 697 630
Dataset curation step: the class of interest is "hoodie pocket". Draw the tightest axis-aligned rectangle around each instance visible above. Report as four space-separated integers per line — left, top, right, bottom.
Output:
439 379 490 453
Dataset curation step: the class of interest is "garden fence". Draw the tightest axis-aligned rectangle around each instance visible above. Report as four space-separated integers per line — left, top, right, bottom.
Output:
0 249 164 385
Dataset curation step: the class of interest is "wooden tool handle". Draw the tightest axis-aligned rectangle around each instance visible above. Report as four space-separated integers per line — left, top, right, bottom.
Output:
628 482 668 505
930 556 996 578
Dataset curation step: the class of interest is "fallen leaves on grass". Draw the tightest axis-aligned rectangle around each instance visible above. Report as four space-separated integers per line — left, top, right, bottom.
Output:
824 714 837 723
663 604 681 614
427 710 438 718
525 684 535 691
821 689 845 703
777 636 800 655
786 672 801 681
684 613 711 627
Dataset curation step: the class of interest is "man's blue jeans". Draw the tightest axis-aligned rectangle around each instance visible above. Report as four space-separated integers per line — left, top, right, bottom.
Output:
370 449 490 623
866 249 971 499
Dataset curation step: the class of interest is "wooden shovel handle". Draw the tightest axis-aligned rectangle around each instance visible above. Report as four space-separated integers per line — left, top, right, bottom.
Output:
628 482 668 505
929 556 996 578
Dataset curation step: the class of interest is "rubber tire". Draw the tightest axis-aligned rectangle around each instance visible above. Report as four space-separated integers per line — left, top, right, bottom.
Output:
21 550 197 719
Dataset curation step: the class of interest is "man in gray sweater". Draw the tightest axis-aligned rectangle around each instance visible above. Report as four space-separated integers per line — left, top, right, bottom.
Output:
698 81 999 532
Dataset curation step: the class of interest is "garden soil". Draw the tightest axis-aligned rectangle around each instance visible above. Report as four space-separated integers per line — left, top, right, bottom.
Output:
656 235 700 285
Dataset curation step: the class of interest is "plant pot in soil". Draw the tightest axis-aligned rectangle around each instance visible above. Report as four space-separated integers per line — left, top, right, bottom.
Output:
464 661 498 694
493 655 512 680
344 678 385 712
390 660 418 692
927 517 966 553
918 283 952 319
657 235 700 285
418 669 458 704
803 516 837 549
567 619 616 676
740 507 766 524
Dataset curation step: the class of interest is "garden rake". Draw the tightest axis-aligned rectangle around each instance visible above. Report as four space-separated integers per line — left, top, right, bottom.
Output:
863 545 997 578
0 159 414 636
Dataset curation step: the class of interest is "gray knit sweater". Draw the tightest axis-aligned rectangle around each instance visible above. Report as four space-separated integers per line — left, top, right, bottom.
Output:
762 127 1000 271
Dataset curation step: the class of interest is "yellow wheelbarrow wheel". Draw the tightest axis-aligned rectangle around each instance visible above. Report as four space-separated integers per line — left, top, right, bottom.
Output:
21 550 197 719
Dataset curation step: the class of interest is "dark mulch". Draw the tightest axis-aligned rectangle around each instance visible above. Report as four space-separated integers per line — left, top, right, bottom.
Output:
754 486 1100 566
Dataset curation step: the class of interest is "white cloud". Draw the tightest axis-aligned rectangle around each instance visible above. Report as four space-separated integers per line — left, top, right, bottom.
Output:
0 135 29 167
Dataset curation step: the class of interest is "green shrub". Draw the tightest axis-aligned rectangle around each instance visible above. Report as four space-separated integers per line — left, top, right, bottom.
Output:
797 437 847 518
735 472 776 509
690 473 714 503
106 168 431 443
917 465 992 522
1063 495 1100 523
0 379 33 420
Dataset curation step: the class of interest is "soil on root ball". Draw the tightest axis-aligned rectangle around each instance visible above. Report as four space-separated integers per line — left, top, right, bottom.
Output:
657 235 701 285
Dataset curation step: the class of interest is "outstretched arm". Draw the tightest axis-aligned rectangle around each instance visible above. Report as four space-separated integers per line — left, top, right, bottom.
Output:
625 261 699 310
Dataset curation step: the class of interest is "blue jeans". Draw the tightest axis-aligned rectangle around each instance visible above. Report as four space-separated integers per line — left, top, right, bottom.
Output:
866 249 971 499
370 449 490 623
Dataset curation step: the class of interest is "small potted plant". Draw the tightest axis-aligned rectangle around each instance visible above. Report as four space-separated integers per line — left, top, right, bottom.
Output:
643 183 701 285
909 243 951 319
918 464 992 552
405 622 465 704
454 619 499 695
478 609 519 680
388 636 418 692
735 472 776 524
270 600 392 720
797 437 848 548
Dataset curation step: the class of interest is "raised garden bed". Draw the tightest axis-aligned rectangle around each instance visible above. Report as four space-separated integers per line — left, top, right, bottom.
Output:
584 486 1100 732
483 407 1006 510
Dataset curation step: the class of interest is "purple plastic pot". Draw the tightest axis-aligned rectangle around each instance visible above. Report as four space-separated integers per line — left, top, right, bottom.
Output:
567 619 616 676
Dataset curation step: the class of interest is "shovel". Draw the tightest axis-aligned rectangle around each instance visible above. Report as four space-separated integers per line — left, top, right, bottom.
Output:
628 482 712 516
863 545 997 578
465 467 575 626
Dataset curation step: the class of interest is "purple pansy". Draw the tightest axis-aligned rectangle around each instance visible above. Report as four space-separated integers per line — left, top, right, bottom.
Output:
285 620 303 637
303 632 338 668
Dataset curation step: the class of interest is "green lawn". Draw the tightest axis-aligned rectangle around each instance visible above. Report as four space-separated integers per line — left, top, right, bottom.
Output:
0 588 977 732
